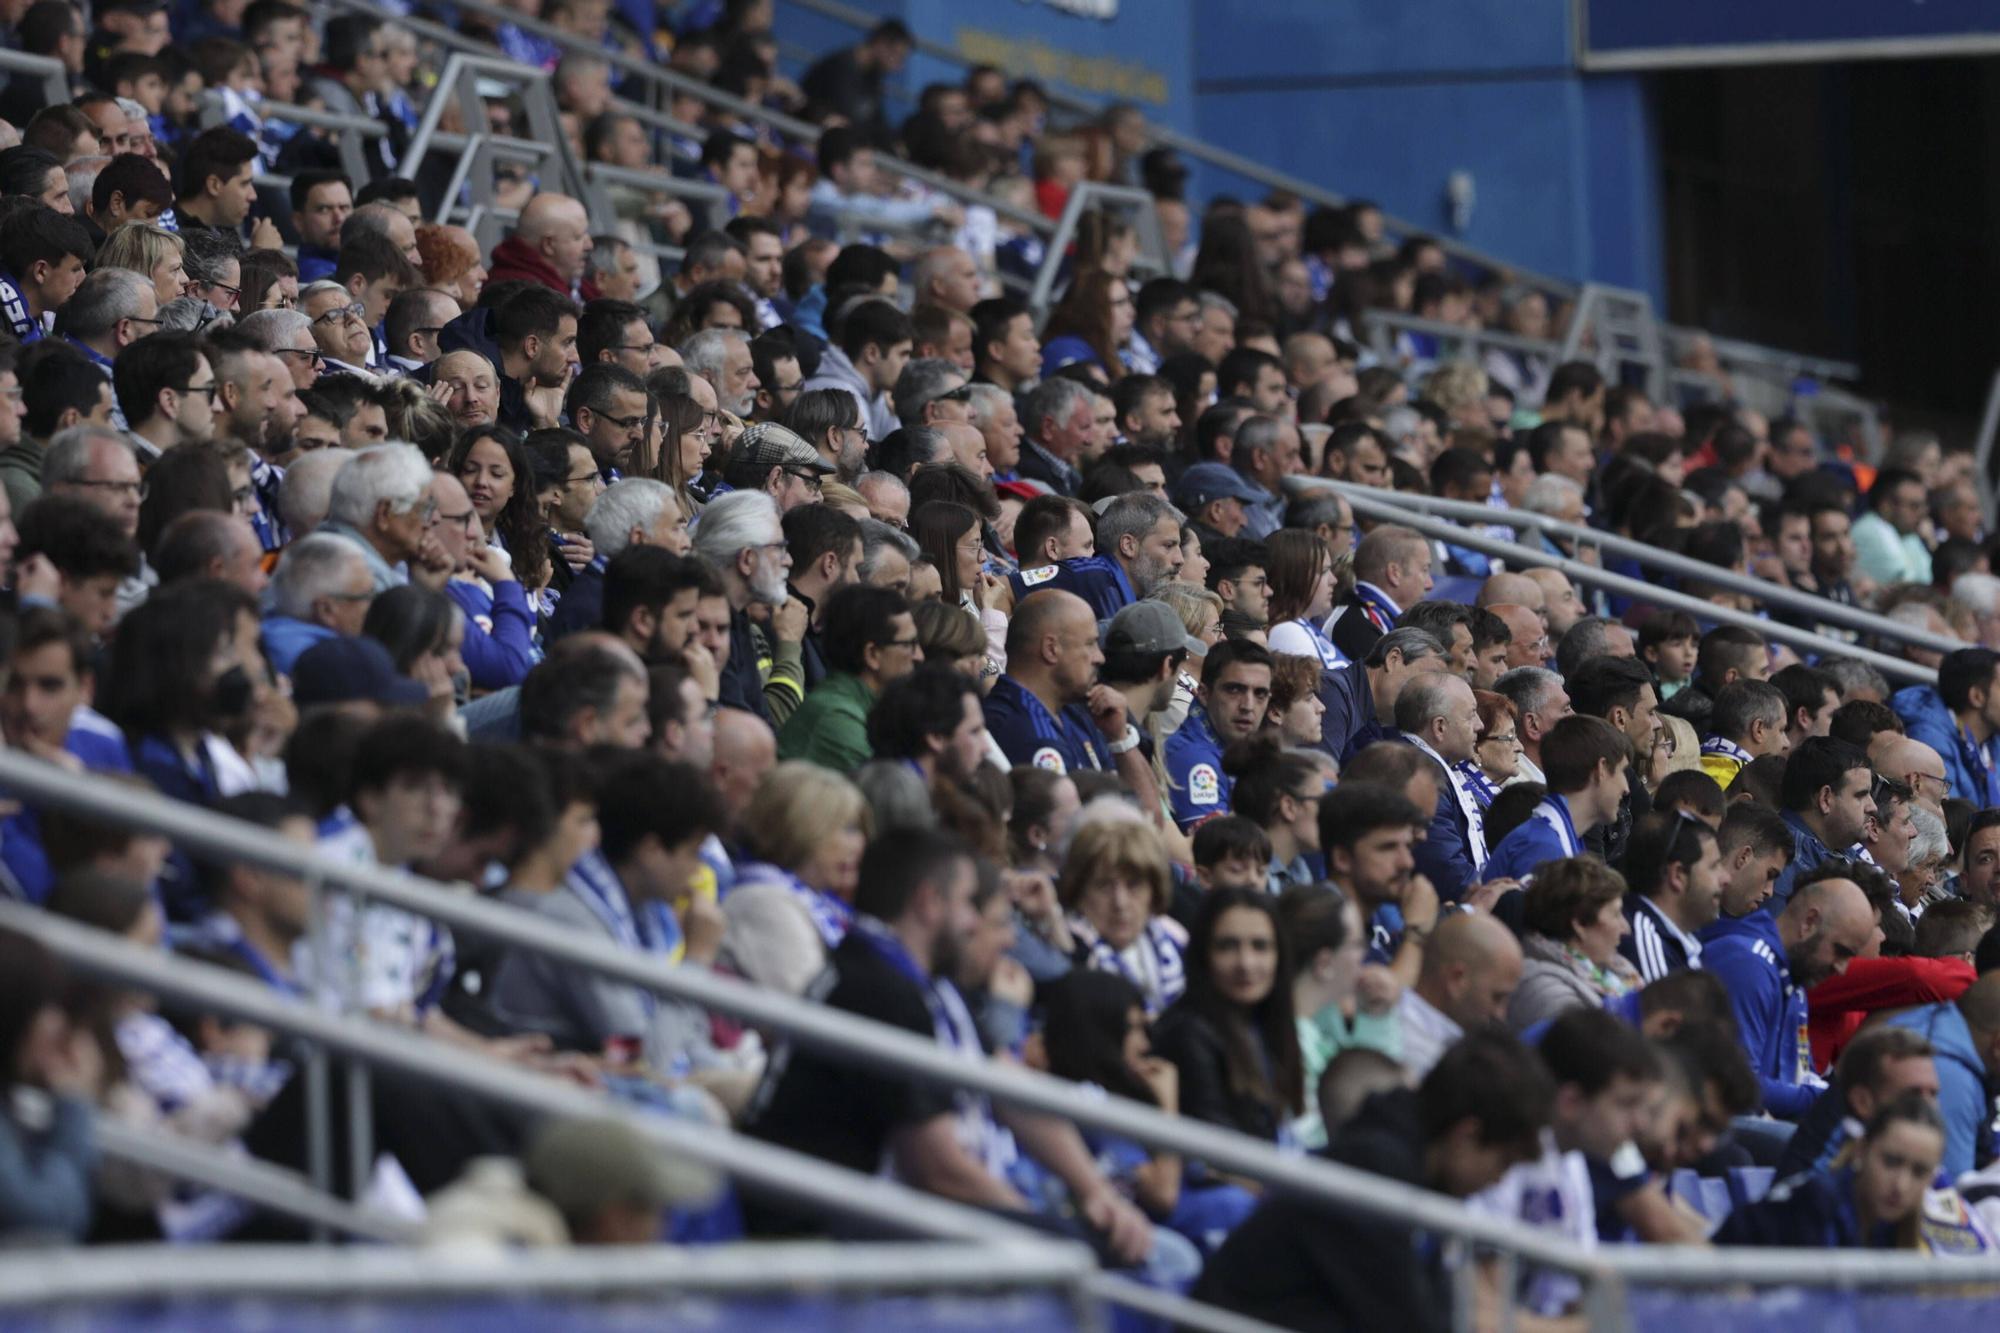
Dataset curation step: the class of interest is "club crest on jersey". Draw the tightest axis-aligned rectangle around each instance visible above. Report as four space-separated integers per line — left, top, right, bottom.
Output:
1032 746 1066 772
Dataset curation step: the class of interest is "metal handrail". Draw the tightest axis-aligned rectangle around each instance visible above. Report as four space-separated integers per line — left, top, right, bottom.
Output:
0 1242 1100 1304
1314 479 1965 654
91 1116 418 1243
0 749 1607 1280
0 48 69 112
1293 476 1937 684
769 0 1865 390
0 905 1275 1333
1028 180 1169 316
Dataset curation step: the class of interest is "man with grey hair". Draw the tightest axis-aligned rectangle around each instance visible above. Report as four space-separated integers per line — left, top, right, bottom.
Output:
678 327 758 417
1395 670 1488 895
910 245 981 314
1817 655 1891 705
693 489 789 721
1229 414 1299 539
278 446 354 536
1324 625 1448 763
964 382 1022 479
261 532 377 673
856 516 919 594
891 357 969 430
44 425 143 542
236 308 324 393
1017 375 1094 498
53 268 157 426
1553 615 1635 678
1951 572 2000 650
343 201 421 266
322 442 438 591
1495 665 1573 786
64 155 108 219
854 470 910 528
1522 472 1587 527
1096 492 1184 601
181 227 244 318
546 479 688 643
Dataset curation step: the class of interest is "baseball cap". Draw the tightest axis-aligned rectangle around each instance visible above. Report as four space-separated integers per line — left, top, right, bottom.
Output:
523 1116 720 1228
291 636 431 710
1174 462 1266 512
722 422 834 489
1104 599 1201 658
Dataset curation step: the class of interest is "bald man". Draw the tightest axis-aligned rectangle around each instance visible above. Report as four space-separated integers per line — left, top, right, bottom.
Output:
1394 912 1523 1078
1704 869 1876 1120
1491 604 1548 670
1884 972 2000 1176
1874 735 1949 817
1476 571 1544 614
434 350 501 430
985 589 1115 776
708 707 776 849
911 245 982 314
1525 568 1587 638
487 192 594 297
939 421 991 479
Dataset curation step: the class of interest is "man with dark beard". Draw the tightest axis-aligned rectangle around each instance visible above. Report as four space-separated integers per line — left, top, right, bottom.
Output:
601 546 710 665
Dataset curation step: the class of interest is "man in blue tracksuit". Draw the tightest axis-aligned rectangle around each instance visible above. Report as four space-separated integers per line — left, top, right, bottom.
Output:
1701 867 1877 1120
1884 977 2000 1179
1767 736 1875 909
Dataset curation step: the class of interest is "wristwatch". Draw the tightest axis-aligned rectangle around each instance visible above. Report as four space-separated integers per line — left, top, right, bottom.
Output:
1106 725 1143 755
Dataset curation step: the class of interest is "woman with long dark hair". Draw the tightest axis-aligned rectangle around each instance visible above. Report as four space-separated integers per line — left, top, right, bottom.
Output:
911 499 984 616
363 585 466 713
1150 887 1302 1144
644 391 711 516
1262 528 1340 672
1039 269 1134 382
445 425 551 594
1039 969 1259 1252
1190 213 1276 330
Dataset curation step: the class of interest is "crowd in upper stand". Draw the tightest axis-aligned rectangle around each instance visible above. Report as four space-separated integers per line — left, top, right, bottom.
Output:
0 0 1997 1327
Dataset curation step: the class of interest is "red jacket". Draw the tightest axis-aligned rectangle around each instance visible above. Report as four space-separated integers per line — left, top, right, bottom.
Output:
484 235 574 298
1806 955 1975 1070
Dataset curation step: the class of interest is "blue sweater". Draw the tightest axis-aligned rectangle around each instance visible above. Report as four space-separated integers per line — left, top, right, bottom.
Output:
1479 794 1580 885
1701 908 1819 1119
445 576 539 690
1884 1001 1993 1178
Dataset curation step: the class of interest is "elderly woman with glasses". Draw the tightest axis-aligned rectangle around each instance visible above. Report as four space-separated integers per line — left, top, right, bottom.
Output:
1462 688 1521 809
301 280 374 374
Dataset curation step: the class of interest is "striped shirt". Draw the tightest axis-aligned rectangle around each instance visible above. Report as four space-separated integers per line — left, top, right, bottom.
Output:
1622 893 1703 982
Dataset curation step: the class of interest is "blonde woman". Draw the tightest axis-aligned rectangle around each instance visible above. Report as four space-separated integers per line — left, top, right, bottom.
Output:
1057 819 1187 1018
733 762 874 948
97 222 188 308
1153 581 1224 732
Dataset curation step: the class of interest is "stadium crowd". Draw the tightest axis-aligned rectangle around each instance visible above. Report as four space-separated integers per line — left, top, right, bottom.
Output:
0 0 1999 1327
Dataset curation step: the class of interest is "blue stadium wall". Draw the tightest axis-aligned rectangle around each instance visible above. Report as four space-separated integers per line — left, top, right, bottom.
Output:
777 0 1667 302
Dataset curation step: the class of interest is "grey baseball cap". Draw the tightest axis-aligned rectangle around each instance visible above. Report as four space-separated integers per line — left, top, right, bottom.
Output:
1104 599 1201 657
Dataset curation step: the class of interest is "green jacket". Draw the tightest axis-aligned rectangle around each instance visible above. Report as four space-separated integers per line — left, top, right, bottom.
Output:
776 670 875 772
0 439 45 518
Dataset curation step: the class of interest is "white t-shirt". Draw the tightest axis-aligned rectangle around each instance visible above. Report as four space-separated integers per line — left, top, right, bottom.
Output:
1467 1131 1599 1314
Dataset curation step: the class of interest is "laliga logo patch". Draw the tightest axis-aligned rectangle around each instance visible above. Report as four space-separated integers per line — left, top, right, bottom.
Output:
1189 763 1220 805
1022 565 1059 587
1032 747 1067 773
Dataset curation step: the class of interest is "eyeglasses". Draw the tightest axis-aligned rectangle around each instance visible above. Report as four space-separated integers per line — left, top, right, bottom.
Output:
126 315 162 331
1480 731 1520 747
413 325 445 338
879 636 921 650
312 303 365 326
772 380 804 395
592 411 647 435
563 471 603 486
607 344 656 356
276 347 326 368
209 281 241 306
783 468 823 492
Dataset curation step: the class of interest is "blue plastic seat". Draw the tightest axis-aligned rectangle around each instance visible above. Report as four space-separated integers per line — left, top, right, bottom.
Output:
1726 1166 1774 1207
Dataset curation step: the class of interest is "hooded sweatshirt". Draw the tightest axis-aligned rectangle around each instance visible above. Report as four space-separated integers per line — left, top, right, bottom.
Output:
1701 907 1821 1119
1885 1000 1996 1178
